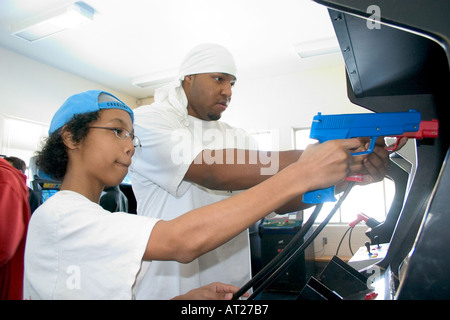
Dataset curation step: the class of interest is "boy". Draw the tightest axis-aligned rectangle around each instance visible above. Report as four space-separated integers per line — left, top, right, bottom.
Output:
24 90 359 299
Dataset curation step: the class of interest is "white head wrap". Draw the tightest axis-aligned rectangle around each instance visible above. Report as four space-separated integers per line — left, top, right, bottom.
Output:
154 43 237 121
176 43 237 81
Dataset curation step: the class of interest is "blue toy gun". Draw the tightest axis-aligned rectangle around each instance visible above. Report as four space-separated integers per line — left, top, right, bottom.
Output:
302 109 421 204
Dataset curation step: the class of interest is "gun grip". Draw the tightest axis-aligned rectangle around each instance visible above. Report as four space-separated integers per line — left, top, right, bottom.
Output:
303 186 337 204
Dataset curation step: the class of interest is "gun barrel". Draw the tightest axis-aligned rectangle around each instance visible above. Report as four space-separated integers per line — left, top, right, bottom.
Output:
310 109 421 141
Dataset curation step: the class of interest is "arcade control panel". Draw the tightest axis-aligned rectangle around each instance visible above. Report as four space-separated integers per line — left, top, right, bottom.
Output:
348 242 389 271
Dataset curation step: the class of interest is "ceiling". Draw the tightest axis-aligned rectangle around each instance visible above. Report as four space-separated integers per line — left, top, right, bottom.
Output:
0 0 339 99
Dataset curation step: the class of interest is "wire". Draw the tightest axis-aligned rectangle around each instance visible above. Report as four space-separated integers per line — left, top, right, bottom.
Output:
348 226 355 256
335 226 351 256
243 181 355 300
335 225 355 256
232 202 324 300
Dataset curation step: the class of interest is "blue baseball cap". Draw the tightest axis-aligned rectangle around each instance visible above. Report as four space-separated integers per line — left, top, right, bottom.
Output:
49 90 134 134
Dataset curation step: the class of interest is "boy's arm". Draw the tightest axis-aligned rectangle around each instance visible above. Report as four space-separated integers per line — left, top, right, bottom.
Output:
144 139 360 263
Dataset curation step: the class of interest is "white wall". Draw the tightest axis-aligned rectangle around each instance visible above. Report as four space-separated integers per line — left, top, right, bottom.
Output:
0 46 138 146
222 54 368 150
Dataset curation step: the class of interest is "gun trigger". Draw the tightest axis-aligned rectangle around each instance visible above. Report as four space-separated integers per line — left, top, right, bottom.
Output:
351 138 376 156
385 137 400 152
367 137 377 153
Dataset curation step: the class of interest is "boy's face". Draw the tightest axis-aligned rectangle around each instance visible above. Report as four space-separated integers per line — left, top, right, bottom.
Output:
73 109 135 188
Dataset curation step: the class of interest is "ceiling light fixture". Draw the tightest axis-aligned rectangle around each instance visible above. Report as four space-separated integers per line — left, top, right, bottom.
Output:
131 69 177 89
294 37 340 58
11 2 95 42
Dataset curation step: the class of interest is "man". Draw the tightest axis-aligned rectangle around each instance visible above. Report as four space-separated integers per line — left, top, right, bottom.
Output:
129 43 393 299
4 156 41 213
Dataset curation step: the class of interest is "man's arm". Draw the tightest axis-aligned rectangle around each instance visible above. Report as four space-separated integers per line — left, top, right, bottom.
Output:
184 148 316 213
185 149 302 190
144 139 360 263
184 136 399 212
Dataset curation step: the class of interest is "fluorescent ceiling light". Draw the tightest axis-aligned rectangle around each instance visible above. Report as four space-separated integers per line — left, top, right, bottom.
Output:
294 37 340 58
132 69 177 89
11 2 95 42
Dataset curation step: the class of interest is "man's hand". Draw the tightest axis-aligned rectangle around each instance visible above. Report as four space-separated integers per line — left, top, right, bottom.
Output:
172 282 249 300
348 136 408 185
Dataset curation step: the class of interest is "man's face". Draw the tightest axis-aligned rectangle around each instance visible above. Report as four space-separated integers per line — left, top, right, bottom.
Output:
183 73 236 121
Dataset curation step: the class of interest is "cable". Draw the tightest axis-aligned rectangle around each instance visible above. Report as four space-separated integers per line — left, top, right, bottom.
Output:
247 182 355 299
348 226 355 256
232 202 324 300
244 181 355 300
232 202 323 299
335 226 351 256
335 225 355 256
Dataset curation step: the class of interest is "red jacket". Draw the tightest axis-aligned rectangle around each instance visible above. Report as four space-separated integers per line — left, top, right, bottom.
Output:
0 158 31 300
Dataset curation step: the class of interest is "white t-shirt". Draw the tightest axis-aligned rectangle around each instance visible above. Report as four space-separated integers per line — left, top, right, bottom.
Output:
23 190 159 300
129 85 258 300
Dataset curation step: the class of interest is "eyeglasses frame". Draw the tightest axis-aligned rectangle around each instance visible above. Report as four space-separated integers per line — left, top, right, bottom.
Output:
89 126 142 148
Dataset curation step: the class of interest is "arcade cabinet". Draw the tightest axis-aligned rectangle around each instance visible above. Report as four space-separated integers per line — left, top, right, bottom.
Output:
306 0 450 300
258 212 315 293
29 156 61 205
233 0 449 301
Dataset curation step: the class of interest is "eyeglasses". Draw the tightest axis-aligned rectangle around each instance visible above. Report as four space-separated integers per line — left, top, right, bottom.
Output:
89 126 142 148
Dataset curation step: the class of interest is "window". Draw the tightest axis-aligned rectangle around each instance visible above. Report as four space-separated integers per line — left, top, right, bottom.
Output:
249 130 276 151
1 116 49 186
293 127 394 224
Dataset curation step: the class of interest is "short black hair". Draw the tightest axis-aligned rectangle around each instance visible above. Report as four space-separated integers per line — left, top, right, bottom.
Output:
36 111 101 180
3 156 27 173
